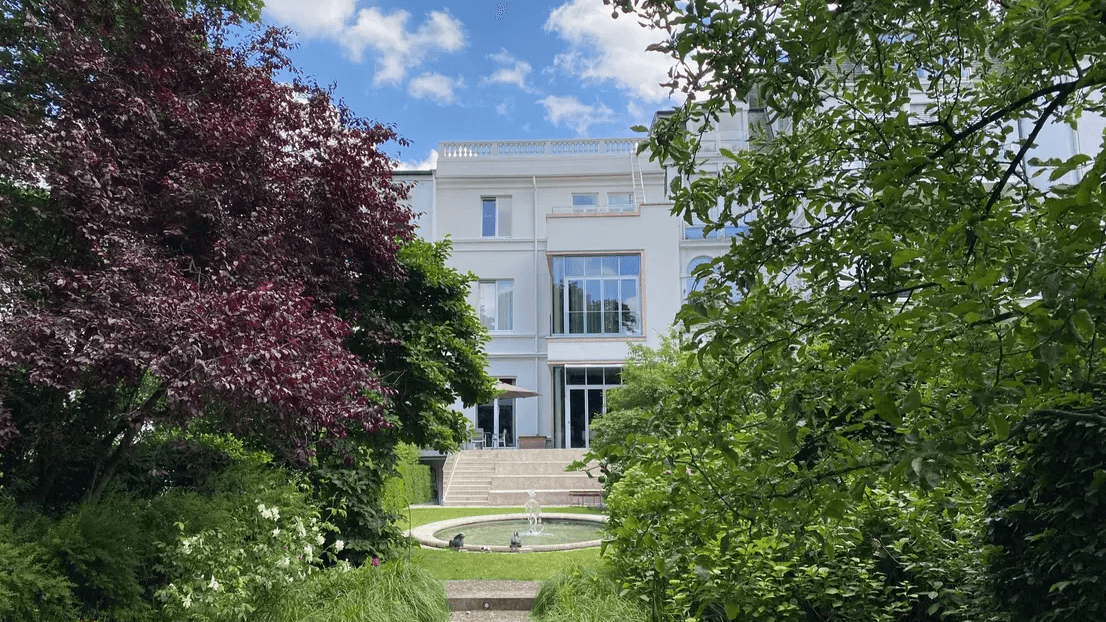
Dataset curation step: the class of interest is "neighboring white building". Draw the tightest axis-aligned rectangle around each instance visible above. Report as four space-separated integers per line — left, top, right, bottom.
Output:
396 113 752 450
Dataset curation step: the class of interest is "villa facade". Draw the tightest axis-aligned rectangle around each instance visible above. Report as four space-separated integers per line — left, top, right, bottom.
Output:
395 110 751 450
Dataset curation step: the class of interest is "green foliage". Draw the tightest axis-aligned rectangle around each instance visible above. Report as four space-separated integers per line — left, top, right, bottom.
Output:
986 415 1106 622
599 0 1106 618
344 237 497 452
593 342 1000 621
0 501 77 622
254 560 450 622
381 443 433 513
532 566 649 622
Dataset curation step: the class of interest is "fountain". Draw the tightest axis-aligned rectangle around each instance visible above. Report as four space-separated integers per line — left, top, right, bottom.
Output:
409 491 607 552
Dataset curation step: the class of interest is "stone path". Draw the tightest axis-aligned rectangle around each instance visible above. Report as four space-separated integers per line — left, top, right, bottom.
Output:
445 580 539 621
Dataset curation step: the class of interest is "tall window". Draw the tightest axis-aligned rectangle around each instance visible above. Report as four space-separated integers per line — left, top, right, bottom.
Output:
477 378 515 448
551 255 641 336
481 197 512 237
478 280 513 331
683 256 712 298
553 366 622 449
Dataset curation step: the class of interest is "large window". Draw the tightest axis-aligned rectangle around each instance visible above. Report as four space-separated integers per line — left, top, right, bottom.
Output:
552 366 621 448
481 197 512 237
683 256 712 298
478 280 513 331
551 255 641 336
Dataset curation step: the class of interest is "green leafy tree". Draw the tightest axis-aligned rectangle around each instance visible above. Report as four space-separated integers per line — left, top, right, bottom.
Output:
590 0 1106 618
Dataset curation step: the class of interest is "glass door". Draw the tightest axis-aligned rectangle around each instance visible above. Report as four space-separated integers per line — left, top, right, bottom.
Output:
562 367 621 449
476 378 516 448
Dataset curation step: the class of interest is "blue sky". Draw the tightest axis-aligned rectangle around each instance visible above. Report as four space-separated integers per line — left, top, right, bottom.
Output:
260 0 683 168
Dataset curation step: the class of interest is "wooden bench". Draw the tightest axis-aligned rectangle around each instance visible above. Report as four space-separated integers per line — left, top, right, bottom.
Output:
569 490 603 506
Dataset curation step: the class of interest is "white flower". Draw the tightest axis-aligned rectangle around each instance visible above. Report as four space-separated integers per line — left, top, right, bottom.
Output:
333 539 345 552
316 534 325 545
271 527 281 537
295 520 307 538
339 560 352 572
182 593 192 609
279 557 290 567
208 575 220 591
257 503 266 514
303 544 313 558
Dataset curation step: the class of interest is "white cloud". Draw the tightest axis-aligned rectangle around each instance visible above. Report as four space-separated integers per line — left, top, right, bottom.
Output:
408 73 463 105
495 99 512 116
264 0 356 36
544 0 678 103
537 95 616 136
396 148 439 171
627 101 647 122
264 4 466 86
482 49 535 93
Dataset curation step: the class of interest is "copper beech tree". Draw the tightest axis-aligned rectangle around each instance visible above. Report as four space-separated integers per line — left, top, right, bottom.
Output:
0 0 416 503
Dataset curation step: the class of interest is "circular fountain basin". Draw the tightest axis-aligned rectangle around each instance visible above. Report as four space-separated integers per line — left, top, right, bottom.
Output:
408 512 607 552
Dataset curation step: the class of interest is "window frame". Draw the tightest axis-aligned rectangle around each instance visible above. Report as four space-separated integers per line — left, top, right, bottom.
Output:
550 254 642 337
478 279 514 332
481 196 512 238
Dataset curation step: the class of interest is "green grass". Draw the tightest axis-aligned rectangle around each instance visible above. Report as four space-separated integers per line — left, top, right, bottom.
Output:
532 566 649 622
257 560 450 622
410 546 603 580
398 506 609 580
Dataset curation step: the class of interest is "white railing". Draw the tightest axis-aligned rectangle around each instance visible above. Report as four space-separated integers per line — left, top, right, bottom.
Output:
550 204 639 215
440 138 640 159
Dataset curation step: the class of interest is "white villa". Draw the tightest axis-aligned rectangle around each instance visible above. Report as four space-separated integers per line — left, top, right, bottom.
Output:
396 110 750 451
398 100 1105 455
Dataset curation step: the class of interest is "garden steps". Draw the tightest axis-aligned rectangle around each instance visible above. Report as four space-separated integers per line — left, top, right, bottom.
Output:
445 580 540 614
441 449 601 507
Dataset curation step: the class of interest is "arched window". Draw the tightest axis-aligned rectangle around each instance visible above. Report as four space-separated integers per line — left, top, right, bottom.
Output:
684 256 712 298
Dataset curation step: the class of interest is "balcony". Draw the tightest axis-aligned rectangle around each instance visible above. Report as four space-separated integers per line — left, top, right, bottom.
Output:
549 204 638 216
440 138 640 159
684 223 748 240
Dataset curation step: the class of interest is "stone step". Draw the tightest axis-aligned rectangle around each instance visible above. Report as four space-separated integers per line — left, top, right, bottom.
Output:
445 580 540 612
450 611 531 621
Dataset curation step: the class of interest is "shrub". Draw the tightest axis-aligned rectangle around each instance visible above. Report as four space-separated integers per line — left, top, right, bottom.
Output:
532 566 649 622
987 416 1106 622
255 559 450 622
381 443 432 512
0 500 77 622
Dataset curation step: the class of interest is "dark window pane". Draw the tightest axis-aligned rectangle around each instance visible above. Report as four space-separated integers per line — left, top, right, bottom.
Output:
569 280 584 313
482 199 497 237
603 280 619 333
570 389 586 448
477 404 494 439
621 279 639 334
569 311 585 333
619 255 640 275
498 401 514 447
552 282 565 333
587 309 602 333
588 388 604 423
586 368 603 385
566 367 586 385
604 367 621 385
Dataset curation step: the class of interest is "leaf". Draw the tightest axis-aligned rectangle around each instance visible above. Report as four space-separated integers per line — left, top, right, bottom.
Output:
725 601 740 620
891 249 923 267
1071 309 1095 343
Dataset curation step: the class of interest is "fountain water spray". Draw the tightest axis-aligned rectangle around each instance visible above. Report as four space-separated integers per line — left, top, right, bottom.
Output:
523 490 545 536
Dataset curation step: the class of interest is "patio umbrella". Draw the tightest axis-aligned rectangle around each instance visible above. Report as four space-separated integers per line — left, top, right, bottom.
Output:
494 381 540 399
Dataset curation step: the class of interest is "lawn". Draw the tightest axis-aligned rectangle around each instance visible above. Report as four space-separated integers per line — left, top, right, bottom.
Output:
398 506 608 581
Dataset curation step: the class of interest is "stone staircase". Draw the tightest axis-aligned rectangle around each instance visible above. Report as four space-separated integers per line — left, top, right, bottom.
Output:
441 449 601 506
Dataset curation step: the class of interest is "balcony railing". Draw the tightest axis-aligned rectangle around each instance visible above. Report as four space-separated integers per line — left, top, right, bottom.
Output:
440 138 640 159
549 204 638 216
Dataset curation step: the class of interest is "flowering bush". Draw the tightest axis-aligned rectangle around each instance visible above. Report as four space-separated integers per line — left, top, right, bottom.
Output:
155 499 342 621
